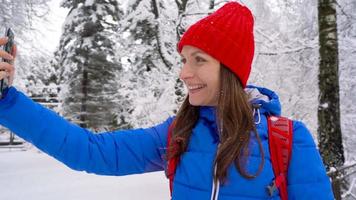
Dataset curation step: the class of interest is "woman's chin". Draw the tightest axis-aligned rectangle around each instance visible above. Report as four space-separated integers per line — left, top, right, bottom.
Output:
189 98 218 107
188 98 202 106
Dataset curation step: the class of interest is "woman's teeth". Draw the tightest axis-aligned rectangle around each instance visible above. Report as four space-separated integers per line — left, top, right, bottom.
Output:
188 85 206 93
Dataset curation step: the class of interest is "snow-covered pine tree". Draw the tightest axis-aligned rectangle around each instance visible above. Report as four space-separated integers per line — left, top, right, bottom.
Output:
57 0 129 131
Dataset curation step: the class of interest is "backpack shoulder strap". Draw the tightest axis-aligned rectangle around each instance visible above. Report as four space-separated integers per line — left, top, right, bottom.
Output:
166 120 179 198
267 116 293 200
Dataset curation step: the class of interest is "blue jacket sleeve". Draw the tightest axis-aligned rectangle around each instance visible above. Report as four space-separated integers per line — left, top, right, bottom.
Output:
287 120 334 199
0 87 174 176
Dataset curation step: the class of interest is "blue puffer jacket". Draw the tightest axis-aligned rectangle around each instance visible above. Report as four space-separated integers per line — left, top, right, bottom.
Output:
0 85 334 199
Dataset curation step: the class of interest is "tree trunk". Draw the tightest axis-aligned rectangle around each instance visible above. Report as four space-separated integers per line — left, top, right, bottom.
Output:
317 2 344 196
209 0 215 9
80 64 88 128
318 1 345 198
317 0 344 169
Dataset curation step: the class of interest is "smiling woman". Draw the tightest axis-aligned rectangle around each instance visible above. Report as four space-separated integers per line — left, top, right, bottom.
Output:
0 1 334 200
179 45 221 106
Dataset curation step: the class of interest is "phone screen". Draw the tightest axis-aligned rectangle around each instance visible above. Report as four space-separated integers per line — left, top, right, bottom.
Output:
3 28 14 59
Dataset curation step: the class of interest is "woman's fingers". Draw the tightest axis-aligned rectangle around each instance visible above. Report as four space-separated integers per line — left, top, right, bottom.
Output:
9 44 17 65
0 61 14 73
0 37 15 62
11 44 17 58
0 37 16 85
8 67 14 85
0 37 8 45
0 50 14 61
0 71 9 81
0 61 14 84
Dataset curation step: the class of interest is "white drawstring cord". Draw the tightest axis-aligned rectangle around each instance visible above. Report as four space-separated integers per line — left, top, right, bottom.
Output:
211 113 224 200
214 179 220 200
252 105 261 125
210 164 217 200
210 102 261 200
210 163 220 200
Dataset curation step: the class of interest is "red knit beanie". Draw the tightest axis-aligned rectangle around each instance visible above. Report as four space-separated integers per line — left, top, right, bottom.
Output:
177 2 255 88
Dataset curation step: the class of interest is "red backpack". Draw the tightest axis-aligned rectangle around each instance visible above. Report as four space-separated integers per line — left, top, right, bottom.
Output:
166 116 293 200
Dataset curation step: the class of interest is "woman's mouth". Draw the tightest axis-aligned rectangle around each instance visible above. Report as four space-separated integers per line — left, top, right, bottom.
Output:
187 84 207 94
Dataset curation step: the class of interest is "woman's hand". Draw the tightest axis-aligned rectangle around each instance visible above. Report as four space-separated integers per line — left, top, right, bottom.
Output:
0 37 17 86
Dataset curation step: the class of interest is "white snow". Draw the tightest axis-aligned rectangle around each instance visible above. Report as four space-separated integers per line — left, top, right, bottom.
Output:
320 103 329 109
0 148 170 200
85 0 95 7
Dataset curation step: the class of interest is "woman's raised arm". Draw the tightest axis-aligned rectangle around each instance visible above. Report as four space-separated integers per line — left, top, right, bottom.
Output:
0 86 174 176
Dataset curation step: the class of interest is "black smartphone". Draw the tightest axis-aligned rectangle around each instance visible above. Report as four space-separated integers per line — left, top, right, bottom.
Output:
0 28 14 98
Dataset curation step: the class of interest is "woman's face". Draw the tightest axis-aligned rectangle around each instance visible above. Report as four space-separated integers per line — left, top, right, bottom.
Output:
179 45 221 106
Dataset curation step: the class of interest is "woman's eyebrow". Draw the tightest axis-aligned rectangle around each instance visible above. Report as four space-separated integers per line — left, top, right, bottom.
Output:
191 51 206 57
180 50 205 58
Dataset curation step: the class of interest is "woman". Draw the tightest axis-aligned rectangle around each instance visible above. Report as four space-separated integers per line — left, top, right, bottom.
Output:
0 2 333 199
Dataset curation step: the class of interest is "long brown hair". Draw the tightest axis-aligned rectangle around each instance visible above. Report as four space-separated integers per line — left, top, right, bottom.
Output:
168 64 265 183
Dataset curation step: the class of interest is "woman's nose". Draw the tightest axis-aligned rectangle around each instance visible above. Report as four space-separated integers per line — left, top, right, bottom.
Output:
179 63 194 81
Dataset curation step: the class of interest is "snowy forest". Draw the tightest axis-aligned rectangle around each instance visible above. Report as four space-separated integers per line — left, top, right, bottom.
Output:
0 0 356 199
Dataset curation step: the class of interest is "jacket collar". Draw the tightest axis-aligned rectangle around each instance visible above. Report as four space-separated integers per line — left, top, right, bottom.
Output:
245 85 281 116
198 85 282 122
199 106 216 123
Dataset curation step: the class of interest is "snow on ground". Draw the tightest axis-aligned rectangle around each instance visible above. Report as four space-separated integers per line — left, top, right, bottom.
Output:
0 147 169 200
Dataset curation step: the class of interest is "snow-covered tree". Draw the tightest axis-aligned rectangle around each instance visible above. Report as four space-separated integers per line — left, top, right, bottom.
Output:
56 0 128 131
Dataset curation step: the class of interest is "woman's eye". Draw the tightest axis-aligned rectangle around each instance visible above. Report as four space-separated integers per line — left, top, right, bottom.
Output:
181 58 186 64
196 57 206 63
